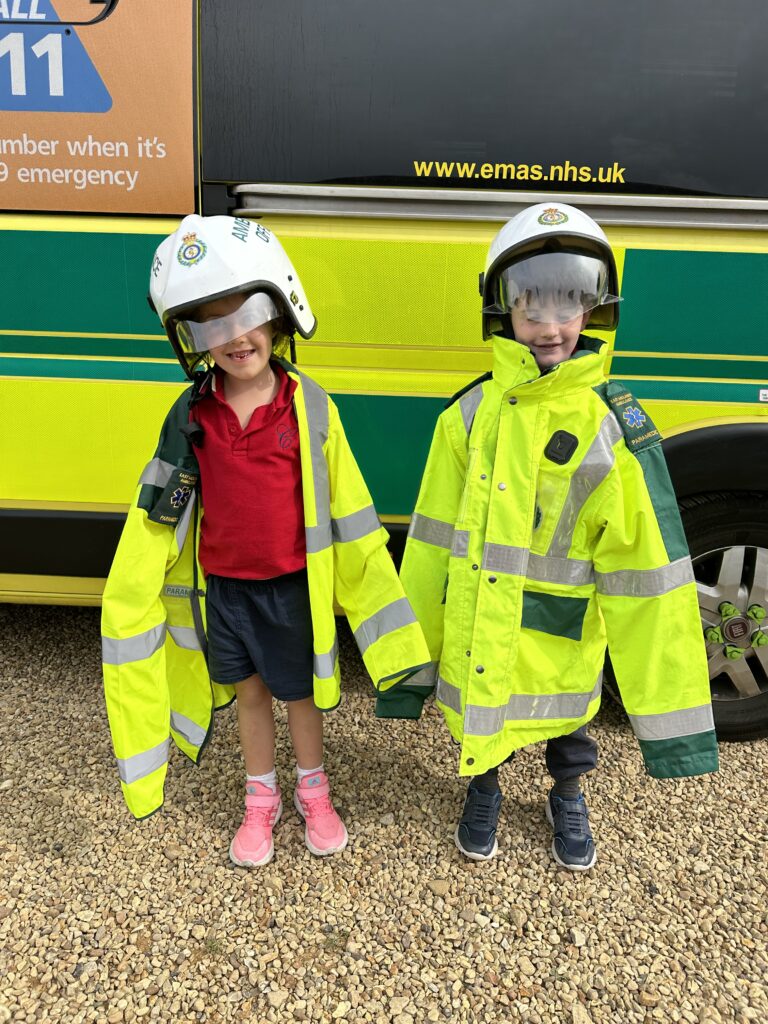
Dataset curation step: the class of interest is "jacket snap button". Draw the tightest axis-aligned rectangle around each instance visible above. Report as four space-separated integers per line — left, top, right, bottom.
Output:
466 650 471 656
475 665 484 674
480 473 487 480
466 757 475 766
498 482 507 491
508 397 518 405
472 563 479 570
489 576 497 584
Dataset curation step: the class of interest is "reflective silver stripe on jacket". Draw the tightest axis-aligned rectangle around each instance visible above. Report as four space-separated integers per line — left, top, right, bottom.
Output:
299 372 332 554
479 546 595 587
306 521 333 553
409 513 454 549
548 413 622 558
459 384 484 435
102 623 166 665
436 674 462 715
116 738 170 784
314 635 339 680
527 553 594 586
436 674 602 735
167 625 202 652
174 495 195 553
464 675 603 735
482 543 528 575
629 703 715 741
139 458 175 488
406 662 439 689
170 711 207 748
596 556 695 597
354 598 417 655
452 530 470 558
333 504 380 543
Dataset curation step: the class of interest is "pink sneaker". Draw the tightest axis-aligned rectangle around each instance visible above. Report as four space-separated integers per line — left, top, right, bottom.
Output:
293 772 348 856
229 782 282 867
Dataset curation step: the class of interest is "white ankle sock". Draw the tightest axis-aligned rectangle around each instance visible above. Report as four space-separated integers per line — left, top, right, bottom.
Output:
246 769 277 792
296 764 323 782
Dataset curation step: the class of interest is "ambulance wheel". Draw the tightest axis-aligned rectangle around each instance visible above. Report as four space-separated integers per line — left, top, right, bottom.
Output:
680 492 768 742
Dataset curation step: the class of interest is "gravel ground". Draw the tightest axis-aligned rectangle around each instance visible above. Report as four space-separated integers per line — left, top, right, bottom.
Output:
0 604 766 1024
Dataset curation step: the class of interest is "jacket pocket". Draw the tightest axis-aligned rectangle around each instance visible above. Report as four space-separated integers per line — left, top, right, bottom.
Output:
521 590 588 641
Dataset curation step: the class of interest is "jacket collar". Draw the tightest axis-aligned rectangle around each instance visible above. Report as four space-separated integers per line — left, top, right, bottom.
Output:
491 334 609 397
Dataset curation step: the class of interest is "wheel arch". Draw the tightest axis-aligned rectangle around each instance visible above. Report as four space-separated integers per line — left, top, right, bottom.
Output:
661 421 768 501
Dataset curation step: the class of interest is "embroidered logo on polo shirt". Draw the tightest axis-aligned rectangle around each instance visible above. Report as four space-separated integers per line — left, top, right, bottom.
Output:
277 426 299 449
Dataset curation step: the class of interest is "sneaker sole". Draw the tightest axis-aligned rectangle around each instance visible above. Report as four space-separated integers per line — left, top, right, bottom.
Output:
544 799 597 872
293 791 348 856
229 801 282 868
453 826 498 861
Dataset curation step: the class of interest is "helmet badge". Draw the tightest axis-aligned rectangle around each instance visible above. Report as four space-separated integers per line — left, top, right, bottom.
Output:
538 207 569 226
177 232 208 268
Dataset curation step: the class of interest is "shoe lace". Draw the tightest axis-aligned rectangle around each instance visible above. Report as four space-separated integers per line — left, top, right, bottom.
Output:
301 793 335 820
466 788 500 827
244 804 278 827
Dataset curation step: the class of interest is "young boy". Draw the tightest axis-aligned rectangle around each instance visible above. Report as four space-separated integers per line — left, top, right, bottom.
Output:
377 203 718 869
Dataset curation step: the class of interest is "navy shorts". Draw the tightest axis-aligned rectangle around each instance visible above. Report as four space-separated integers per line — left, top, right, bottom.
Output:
205 569 314 701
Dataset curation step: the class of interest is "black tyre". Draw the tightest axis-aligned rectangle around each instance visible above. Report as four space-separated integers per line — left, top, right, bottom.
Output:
680 492 768 742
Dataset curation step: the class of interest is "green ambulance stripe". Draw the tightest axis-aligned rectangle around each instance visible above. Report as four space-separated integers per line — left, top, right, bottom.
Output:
610 355 768 381
1 334 169 359
616 249 768 357
0 356 185 383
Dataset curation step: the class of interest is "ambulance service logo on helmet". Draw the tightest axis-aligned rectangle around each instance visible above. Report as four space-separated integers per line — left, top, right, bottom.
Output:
538 207 569 226
177 232 208 267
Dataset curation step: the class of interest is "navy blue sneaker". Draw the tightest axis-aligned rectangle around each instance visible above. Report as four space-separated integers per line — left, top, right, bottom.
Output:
545 789 597 871
454 780 502 861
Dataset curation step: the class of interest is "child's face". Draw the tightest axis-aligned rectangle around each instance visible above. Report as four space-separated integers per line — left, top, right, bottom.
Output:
196 293 274 382
511 302 590 369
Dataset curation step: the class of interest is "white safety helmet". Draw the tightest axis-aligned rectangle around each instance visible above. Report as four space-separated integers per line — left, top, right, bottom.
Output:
480 203 621 340
148 214 316 376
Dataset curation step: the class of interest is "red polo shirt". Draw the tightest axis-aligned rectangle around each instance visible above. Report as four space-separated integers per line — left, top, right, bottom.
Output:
192 365 306 579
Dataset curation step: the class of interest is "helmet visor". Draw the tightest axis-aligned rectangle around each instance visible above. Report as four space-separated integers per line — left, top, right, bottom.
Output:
488 252 620 324
175 292 279 356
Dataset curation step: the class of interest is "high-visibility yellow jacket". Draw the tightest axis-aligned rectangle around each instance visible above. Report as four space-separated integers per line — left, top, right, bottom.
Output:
377 337 719 781
103 360 430 819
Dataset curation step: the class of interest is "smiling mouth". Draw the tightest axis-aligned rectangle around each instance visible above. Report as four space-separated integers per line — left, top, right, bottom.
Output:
228 349 255 361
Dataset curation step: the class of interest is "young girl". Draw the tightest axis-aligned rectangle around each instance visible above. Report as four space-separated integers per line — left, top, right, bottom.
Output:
102 215 429 866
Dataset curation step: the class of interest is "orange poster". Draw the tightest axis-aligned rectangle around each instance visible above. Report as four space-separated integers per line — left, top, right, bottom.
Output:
0 0 194 214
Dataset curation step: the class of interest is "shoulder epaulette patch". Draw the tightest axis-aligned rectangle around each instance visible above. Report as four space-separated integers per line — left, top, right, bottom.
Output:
445 371 492 410
147 466 198 526
596 381 662 453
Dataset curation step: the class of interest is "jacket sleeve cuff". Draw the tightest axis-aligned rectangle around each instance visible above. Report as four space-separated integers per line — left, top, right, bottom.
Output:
639 731 719 779
375 689 427 720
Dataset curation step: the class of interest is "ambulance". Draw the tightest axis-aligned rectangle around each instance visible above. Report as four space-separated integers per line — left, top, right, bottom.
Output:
1 0 766 740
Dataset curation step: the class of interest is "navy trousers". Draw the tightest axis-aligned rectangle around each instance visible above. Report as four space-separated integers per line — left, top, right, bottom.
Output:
502 726 598 780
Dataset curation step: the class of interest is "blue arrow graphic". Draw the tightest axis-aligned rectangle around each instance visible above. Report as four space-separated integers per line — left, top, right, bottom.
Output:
0 0 112 112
